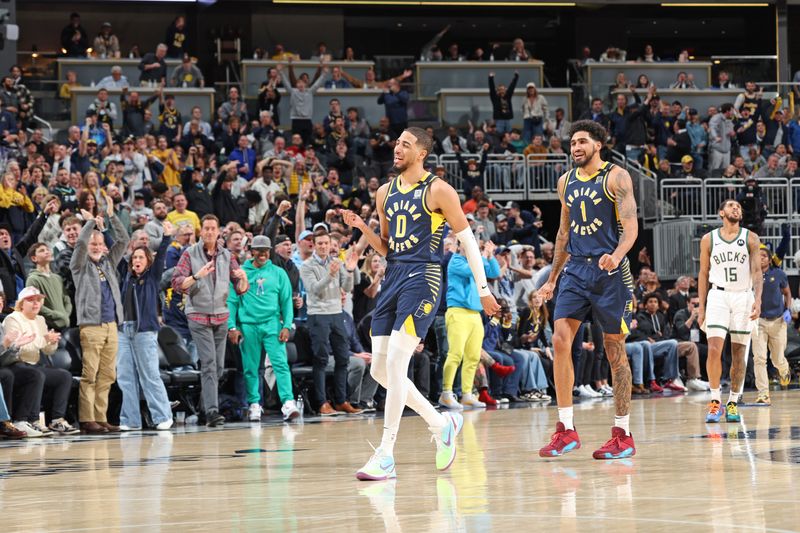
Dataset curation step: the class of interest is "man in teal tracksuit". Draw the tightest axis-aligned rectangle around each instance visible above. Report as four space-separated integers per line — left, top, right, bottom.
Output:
228 235 299 422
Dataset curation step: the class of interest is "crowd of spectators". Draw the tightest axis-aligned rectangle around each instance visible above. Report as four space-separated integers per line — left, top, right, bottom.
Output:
0 13 795 439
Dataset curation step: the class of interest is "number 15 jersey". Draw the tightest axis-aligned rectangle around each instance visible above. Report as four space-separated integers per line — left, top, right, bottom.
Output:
383 172 446 264
708 227 751 291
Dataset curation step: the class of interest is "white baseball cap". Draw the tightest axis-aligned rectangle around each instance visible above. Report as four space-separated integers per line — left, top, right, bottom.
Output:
18 287 45 301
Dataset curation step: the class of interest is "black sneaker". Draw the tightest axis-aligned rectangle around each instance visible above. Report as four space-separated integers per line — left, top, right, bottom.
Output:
206 411 226 427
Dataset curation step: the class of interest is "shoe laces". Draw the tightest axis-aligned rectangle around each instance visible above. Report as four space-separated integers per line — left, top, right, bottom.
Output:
602 434 625 451
707 401 720 415
726 402 738 415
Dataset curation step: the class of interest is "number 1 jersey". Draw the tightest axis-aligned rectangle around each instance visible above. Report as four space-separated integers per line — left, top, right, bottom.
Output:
562 161 621 257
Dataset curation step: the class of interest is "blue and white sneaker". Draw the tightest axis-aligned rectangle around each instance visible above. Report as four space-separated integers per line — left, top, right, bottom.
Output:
705 400 723 423
433 412 463 471
356 445 397 481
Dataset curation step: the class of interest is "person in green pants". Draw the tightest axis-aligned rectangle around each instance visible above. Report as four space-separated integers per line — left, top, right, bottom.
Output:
227 235 299 422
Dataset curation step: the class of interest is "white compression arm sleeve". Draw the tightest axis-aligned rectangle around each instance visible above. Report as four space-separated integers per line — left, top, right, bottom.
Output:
454 227 491 297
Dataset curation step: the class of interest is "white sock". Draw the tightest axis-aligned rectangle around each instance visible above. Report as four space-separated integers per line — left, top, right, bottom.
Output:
727 391 739 405
614 415 630 436
710 388 721 403
380 427 397 456
558 407 574 430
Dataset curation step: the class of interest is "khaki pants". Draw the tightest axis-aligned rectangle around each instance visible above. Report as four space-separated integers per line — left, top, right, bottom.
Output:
752 317 789 393
677 341 701 379
79 323 119 423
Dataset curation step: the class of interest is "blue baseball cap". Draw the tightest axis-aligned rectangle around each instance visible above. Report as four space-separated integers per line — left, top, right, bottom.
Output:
299 230 313 241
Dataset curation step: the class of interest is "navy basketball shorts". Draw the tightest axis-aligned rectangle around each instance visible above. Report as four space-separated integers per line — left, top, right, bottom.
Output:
553 256 634 335
371 261 442 339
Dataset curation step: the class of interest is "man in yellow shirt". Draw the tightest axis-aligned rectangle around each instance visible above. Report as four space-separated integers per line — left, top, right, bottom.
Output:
166 192 201 234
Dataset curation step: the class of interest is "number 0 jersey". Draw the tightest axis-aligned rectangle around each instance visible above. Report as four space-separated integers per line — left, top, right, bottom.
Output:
561 161 620 257
383 172 445 264
708 227 752 291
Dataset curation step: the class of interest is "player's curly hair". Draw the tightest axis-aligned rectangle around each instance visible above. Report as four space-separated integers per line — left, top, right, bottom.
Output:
568 120 608 144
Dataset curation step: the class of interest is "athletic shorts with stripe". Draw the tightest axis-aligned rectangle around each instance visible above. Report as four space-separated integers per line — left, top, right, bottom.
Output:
553 256 634 335
703 288 754 345
371 261 442 339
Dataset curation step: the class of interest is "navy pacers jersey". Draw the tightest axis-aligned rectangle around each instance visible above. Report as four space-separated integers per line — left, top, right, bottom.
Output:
371 172 444 339
555 161 635 335
384 172 445 263
562 161 621 257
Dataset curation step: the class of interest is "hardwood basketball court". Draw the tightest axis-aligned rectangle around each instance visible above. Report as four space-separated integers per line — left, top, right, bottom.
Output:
1 391 798 532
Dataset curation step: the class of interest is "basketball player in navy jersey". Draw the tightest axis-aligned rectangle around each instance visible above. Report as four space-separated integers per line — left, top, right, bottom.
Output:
537 120 639 459
343 127 500 480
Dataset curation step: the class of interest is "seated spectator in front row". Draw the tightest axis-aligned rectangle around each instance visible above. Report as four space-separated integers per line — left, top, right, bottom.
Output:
2 287 79 436
630 293 687 393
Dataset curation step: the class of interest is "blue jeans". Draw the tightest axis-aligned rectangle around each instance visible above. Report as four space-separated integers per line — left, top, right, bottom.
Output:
625 146 643 163
117 323 173 427
0 383 9 421
432 315 448 400
626 341 647 385
643 339 680 381
522 117 544 144
513 349 549 391
488 350 525 396
495 119 512 135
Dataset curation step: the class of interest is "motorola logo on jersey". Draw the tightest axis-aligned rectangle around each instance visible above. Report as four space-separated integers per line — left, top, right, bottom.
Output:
386 199 423 253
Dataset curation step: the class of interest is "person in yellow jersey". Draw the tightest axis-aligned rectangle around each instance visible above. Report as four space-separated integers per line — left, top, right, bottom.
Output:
165 193 200 235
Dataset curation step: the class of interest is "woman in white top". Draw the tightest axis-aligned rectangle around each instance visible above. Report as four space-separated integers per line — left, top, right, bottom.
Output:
2 287 79 436
521 83 549 144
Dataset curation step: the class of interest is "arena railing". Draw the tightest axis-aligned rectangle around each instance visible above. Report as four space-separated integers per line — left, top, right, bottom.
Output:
658 177 791 221
438 153 569 201
609 149 658 228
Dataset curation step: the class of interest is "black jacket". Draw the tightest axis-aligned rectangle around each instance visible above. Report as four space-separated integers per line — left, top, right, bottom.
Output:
0 212 48 304
489 73 519 121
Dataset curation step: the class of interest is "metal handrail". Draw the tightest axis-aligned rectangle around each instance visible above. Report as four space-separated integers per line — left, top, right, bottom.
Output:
27 115 54 142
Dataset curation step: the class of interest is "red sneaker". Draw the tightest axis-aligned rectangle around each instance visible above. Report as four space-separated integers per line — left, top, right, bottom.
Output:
539 422 581 457
648 380 664 393
478 388 497 406
592 427 636 460
490 362 516 378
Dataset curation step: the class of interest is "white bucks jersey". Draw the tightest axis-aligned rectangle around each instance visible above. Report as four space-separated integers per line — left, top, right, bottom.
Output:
708 228 751 291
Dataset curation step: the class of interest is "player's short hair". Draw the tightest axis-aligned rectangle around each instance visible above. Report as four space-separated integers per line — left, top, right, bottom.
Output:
718 199 739 212
404 126 433 159
720 103 734 113
568 120 607 144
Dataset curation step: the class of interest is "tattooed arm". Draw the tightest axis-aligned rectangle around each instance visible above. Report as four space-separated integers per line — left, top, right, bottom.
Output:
748 230 763 320
599 166 639 272
537 173 571 301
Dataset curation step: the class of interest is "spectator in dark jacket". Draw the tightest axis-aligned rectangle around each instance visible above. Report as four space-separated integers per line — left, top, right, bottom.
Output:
666 119 692 163
120 88 159 138
164 16 187 58
60 13 89 57
489 71 519 134
117 223 175 431
377 79 409 137
138 44 168 86
0 206 52 306
579 98 611 132
212 164 247 226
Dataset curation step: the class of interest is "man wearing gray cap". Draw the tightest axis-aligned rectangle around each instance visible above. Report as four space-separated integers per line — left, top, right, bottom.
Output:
227 236 299 422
